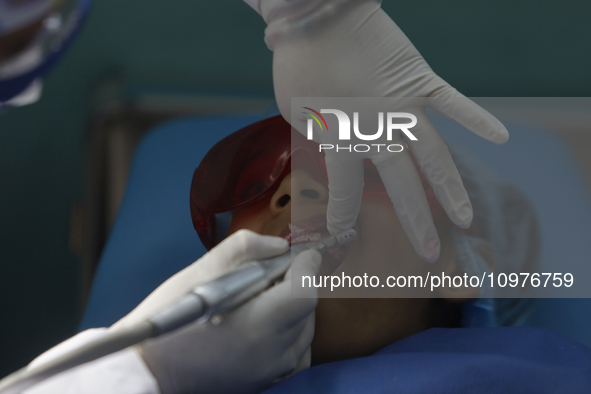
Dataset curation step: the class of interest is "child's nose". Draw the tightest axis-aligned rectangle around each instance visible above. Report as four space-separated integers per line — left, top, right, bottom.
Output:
270 171 329 215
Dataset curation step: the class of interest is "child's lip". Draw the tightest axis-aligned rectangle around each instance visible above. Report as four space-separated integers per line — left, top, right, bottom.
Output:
280 214 330 246
280 214 352 276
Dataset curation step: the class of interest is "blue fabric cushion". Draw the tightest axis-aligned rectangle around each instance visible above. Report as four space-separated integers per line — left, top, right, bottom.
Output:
263 327 591 394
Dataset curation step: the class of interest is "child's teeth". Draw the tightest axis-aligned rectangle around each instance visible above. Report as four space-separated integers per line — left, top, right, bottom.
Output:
289 217 332 245
291 232 323 243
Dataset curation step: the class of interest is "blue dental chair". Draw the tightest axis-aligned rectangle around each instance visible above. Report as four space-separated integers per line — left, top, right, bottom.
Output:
79 112 591 350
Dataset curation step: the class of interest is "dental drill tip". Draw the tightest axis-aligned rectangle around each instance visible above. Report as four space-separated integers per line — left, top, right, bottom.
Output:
290 229 357 255
335 229 357 245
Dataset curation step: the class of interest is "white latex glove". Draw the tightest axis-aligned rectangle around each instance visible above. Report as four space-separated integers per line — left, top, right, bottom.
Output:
254 0 509 263
23 329 158 394
138 247 321 394
112 229 320 394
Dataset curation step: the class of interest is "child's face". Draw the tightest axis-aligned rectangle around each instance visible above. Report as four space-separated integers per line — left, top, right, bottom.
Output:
227 168 454 365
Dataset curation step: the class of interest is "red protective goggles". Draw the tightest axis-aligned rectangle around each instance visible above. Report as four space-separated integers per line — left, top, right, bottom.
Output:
190 115 442 250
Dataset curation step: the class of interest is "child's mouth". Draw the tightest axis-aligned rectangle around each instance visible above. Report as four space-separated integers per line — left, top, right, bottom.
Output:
282 215 351 275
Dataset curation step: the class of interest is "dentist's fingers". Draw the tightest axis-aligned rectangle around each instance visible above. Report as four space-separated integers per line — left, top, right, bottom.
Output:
251 250 321 330
372 152 440 263
405 111 473 229
428 78 509 145
111 230 288 332
275 314 315 378
324 154 365 235
206 230 290 271
292 346 312 376
169 230 289 295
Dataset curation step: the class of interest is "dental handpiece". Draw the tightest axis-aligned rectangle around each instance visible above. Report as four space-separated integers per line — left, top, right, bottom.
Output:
0 229 357 394
149 228 357 335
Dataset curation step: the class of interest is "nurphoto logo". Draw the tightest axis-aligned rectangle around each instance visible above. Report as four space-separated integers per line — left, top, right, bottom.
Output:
303 107 417 153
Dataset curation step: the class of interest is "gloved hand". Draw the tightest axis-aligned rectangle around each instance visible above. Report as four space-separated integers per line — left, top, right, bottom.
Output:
253 0 509 263
113 230 321 394
111 230 291 331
